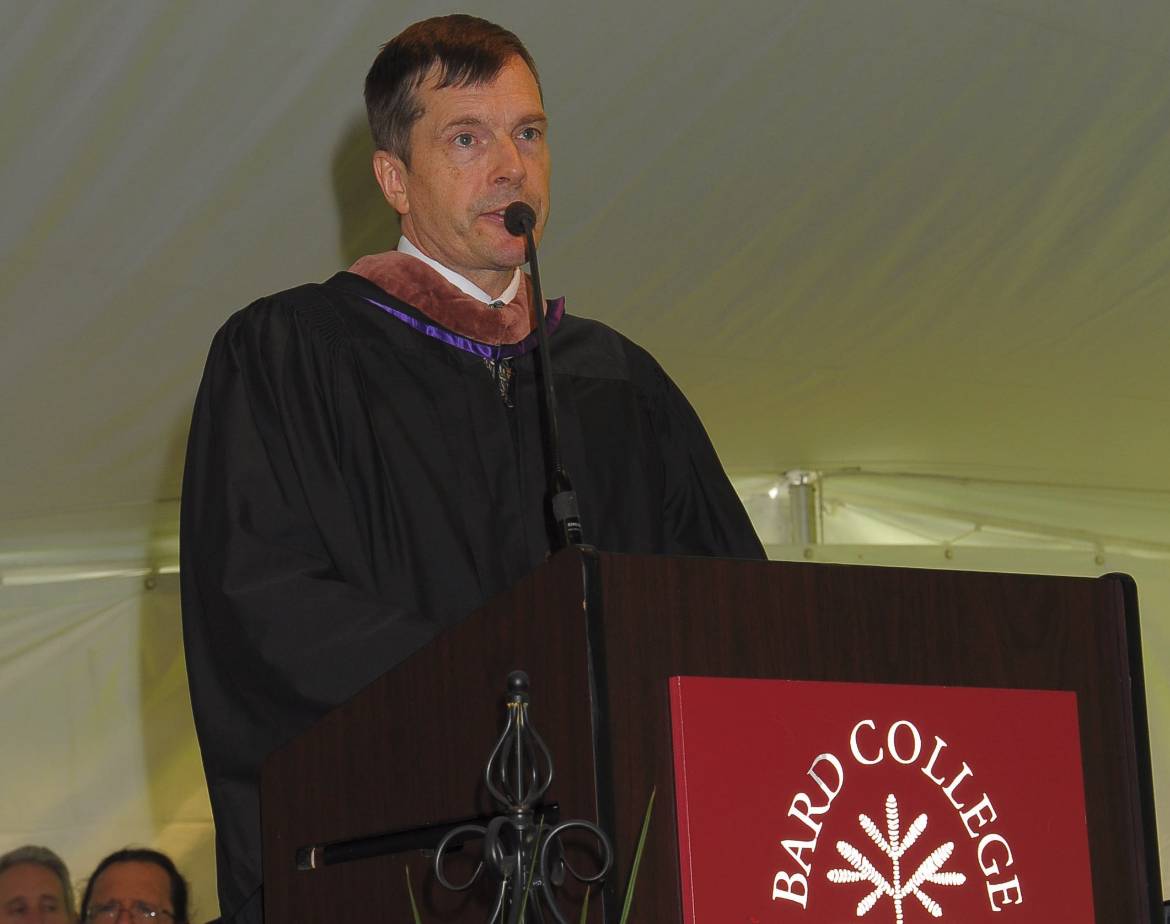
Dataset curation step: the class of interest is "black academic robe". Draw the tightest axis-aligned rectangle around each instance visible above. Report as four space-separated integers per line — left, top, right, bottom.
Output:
180 270 763 923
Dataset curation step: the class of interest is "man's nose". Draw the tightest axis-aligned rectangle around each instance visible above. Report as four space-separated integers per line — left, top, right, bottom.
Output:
493 138 526 185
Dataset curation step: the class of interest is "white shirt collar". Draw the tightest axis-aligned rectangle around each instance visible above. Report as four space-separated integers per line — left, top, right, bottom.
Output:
397 236 522 305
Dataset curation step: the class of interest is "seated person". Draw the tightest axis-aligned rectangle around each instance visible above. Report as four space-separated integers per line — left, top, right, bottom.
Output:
0 845 76 922
78 850 187 924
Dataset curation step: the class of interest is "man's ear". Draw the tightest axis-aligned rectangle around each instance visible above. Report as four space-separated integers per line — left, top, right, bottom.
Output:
372 150 409 215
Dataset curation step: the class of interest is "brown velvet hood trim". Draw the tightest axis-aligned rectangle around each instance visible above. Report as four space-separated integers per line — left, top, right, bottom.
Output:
348 250 536 345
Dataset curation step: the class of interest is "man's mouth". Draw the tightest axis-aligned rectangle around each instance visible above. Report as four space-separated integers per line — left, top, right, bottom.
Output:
480 203 535 225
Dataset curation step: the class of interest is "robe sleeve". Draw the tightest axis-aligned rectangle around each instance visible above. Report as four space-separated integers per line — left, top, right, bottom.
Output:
642 360 767 560
179 297 440 921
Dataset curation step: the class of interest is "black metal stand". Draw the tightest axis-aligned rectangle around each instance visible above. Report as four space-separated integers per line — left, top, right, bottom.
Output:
433 671 613 923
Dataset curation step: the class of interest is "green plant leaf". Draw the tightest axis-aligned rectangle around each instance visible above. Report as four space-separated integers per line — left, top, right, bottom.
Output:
578 885 590 924
619 787 656 924
405 865 423 924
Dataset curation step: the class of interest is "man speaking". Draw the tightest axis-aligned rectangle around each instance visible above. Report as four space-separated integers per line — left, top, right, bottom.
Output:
181 14 763 922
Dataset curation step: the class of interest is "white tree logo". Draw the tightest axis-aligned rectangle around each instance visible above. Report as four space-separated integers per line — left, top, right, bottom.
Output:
826 793 967 920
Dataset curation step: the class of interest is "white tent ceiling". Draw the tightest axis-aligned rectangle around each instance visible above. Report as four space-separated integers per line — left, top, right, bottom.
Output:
4 0 1170 521
3 0 1170 913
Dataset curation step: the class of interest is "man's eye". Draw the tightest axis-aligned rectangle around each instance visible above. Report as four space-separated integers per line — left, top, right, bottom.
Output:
518 127 542 142
453 133 474 147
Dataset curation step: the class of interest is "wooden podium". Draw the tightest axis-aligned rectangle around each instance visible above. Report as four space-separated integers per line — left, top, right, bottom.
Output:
260 549 1162 921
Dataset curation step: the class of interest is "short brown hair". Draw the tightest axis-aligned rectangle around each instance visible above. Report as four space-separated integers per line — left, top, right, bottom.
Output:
364 14 540 166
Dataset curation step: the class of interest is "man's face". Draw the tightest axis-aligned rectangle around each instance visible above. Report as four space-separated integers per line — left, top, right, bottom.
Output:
374 56 550 297
85 862 172 922
0 863 70 923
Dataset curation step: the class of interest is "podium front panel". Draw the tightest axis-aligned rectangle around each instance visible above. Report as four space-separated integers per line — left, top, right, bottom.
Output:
261 550 1159 922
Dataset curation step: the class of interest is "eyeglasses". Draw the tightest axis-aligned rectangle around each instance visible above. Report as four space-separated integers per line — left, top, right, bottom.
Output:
85 902 175 923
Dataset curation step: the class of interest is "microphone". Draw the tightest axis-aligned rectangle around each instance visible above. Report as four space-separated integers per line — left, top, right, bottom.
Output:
503 201 536 236
503 200 585 550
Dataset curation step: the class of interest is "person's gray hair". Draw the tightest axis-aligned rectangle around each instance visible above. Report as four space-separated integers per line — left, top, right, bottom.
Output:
0 845 76 918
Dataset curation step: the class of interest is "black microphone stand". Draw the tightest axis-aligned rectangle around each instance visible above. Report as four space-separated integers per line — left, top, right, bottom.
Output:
504 202 584 550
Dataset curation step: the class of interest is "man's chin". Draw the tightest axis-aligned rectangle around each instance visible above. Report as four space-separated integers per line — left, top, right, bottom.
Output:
486 241 529 269
467 222 530 268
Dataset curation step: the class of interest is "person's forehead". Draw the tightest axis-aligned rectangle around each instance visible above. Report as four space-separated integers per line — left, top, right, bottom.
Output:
0 863 64 900
90 862 169 904
418 58 544 121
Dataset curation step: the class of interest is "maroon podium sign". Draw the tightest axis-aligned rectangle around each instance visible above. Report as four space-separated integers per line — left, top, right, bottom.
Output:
670 677 1095 922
